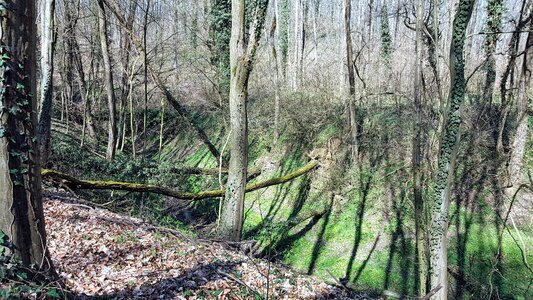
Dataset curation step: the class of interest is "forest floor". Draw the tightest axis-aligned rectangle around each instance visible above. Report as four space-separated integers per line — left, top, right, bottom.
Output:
42 194 371 300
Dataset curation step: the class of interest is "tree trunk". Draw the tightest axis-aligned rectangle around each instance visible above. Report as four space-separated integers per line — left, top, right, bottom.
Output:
269 2 281 143
97 0 117 161
116 1 137 153
509 20 533 186
481 0 503 104
429 1 475 299
312 0 319 63
291 0 301 90
37 0 56 166
413 0 427 295
0 0 55 275
497 0 528 155
279 0 290 78
344 0 358 159
218 0 268 242
42 162 316 201
208 0 231 98
64 0 96 140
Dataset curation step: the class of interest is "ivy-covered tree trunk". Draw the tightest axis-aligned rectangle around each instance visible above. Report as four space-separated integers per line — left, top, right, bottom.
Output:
97 0 117 161
481 0 502 103
429 1 475 299
278 0 289 78
208 0 231 98
218 0 268 242
0 0 55 274
380 3 392 67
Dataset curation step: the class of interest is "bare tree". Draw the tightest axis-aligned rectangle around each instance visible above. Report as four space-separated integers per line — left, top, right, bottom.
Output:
37 0 56 166
344 0 358 159
217 0 269 241
509 19 533 186
413 0 427 295
97 0 118 160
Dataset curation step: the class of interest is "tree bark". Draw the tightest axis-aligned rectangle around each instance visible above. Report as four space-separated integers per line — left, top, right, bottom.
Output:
269 3 281 143
0 0 55 275
97 0 117 161
37 0 56 166
429 1 475 299
509 20 533 186
116 1 137 153
218 0 268 242
413 0 427 296
481 0 503 103
497 0 529 155
344 0 358 160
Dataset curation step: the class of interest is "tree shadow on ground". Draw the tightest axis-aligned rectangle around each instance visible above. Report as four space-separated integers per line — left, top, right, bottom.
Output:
343 164 375 283
381 185 411 296
251 174 326 257
71 261 241 300
243 144 306 240
307 196 334 274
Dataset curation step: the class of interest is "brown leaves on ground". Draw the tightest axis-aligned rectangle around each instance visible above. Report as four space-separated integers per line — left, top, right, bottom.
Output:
44 198 354 299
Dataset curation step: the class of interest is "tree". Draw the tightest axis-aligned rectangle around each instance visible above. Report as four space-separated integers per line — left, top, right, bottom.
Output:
481 0 503 103
0 0 55 274
278 0 290 77
208 0 231 97
97 0 118 161
412 0 427 295
37 0 56 166
344 0 358 159
380 3 392 66
429 1 475 299
508 18 533 186
217 0 268 241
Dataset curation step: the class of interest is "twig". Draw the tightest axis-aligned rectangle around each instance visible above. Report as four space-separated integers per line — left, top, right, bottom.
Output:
421 284 442 300
216 269 263 299
95 215 191 241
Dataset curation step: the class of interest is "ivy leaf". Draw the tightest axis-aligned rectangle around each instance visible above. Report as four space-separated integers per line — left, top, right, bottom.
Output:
16 271 28 280
16 82 24 90
1 53 10 60
0 127 5 138
18 99 29 107
46 289 61 299
7 106 19 115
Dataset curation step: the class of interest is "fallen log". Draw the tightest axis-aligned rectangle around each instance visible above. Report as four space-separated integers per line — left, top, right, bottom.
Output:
41 162 318 201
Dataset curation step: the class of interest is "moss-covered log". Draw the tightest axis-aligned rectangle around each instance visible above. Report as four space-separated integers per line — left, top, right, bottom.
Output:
41 162 318 201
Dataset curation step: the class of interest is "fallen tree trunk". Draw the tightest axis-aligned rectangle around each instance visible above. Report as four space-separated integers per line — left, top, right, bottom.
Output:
41 162 318 201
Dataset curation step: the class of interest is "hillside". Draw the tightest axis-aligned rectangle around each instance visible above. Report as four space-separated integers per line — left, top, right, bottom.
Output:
41 193 365 299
